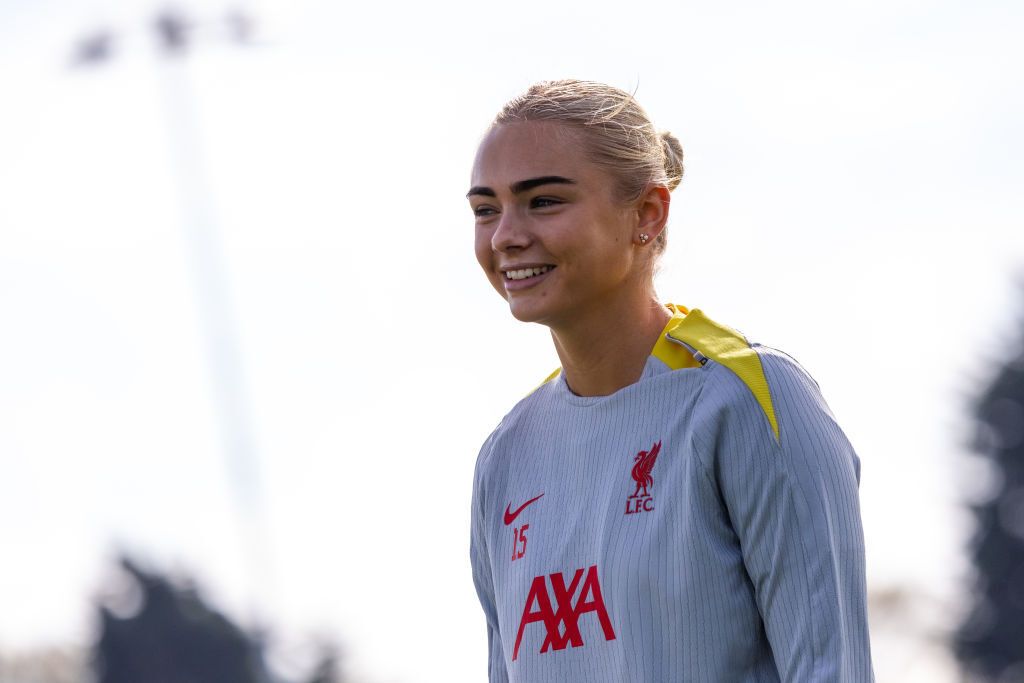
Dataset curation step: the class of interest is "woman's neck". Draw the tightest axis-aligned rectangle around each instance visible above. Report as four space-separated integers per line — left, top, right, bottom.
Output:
550 293 672 397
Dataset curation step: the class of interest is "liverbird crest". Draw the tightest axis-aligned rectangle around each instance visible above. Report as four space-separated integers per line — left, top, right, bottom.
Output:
629 440 661 499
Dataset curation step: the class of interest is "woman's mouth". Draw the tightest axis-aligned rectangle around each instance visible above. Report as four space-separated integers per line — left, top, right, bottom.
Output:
504 265 555 281
501 265 556 291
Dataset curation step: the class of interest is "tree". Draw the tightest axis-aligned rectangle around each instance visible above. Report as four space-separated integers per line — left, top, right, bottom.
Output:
956 279 1024 682
95 558 271 683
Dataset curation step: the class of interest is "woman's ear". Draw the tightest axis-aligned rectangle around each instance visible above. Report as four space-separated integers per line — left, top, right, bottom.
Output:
634 185 671 246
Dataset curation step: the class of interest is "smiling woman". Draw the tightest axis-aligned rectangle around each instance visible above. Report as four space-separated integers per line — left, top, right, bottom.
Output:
466 80 874 683
468 121 665 339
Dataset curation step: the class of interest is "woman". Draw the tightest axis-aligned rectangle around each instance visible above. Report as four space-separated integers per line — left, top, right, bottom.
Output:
468 80 873 682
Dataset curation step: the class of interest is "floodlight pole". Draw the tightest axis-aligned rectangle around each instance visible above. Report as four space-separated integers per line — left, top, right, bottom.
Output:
74 6 275 626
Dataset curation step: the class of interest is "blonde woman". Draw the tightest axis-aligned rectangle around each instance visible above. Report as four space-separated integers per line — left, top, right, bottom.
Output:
467 80 873 682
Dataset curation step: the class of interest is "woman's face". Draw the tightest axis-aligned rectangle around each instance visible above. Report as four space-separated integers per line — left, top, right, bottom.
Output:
468 122 641 327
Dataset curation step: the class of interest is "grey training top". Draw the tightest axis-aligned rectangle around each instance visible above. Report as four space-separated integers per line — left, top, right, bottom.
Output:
470 306 874 682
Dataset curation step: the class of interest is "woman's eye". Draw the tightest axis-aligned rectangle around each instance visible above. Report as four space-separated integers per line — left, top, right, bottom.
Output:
531 197 561 209
473 206 497 217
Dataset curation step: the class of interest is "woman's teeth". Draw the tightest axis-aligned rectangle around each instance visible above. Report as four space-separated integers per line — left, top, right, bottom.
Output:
505 266 553 281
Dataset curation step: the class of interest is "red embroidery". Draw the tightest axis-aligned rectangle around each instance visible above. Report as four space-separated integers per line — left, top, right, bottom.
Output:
626 440 661 515
504 493 544 526
505 493 542 562
512 565 616 661
511 524 529 562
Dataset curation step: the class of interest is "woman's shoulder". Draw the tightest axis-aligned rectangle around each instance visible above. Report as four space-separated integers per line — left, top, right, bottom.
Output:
474 373 560 465
680 340 847 472
667 309 829 445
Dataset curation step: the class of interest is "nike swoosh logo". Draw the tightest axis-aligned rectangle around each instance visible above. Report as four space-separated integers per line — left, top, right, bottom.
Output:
504 493 544 526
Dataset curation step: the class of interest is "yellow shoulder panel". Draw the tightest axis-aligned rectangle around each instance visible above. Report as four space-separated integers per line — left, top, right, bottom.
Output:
666 309 780 443
651 303 703 371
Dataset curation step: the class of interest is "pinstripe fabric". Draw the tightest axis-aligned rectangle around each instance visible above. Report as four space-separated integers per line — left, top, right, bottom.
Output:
469 314 874 682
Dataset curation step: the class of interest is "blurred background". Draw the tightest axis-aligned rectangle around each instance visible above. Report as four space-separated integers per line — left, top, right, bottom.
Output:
1 0 1022 681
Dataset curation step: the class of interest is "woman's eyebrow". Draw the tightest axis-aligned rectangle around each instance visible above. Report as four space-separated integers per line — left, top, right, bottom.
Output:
466 175 577 198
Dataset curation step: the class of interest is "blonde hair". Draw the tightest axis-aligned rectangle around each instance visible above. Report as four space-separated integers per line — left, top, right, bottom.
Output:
493 80 683 255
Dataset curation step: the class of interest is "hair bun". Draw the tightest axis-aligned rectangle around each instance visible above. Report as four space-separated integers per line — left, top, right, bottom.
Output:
660 131 684 191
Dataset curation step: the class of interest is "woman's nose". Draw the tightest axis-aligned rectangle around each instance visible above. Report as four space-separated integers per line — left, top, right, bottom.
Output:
491 211 531 252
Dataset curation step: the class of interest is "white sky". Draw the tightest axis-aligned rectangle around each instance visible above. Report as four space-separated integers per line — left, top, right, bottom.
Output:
1 0 1022 681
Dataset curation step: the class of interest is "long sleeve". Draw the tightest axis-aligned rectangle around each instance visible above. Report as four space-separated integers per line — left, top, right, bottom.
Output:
700 348 874 682
470 443 510 683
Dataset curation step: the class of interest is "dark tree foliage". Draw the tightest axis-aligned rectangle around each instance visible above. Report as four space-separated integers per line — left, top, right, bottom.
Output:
956 286 1024 682
95 558 271 683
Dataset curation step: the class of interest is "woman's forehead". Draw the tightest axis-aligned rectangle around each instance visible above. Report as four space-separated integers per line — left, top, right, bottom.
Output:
471 121 589 186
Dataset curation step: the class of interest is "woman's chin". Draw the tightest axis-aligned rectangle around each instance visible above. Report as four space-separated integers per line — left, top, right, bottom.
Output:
507 297 554 325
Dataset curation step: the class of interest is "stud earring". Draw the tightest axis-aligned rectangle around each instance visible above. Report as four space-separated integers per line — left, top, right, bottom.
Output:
638 233 650 244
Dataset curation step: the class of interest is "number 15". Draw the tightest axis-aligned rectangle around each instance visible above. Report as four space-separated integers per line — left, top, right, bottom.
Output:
511 524 529 561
